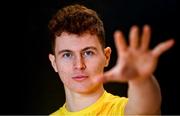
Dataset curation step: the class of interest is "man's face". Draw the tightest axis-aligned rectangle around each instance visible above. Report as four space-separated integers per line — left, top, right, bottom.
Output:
49 32 111 94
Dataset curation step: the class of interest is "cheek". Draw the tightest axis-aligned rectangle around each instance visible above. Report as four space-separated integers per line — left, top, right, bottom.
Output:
88 57 105 74
56 60 72 81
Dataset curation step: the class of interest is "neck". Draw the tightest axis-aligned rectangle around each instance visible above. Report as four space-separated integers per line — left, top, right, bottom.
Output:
64 86 105 112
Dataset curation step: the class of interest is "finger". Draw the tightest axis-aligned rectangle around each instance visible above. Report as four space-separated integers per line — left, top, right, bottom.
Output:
140 25 151 51
114 31 127 57
91 74 104 84
103 69 128 83
152 39 175 58
103 70 114 83
129 25 139 49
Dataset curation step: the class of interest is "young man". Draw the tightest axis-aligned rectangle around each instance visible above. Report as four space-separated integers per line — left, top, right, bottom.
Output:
48 4 174 115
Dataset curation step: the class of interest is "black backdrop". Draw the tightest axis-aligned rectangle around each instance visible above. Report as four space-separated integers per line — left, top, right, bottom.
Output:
1 0 178 115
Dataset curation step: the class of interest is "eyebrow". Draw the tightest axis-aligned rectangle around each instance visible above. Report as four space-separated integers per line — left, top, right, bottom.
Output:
57 46 98 55
82 46 98 52
57 49 72 55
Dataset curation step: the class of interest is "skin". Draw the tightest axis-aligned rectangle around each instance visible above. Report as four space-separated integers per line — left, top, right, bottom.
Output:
49 25 174 114
49 32 111 111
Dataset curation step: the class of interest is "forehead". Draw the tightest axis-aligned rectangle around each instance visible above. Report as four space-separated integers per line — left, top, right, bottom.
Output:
55 32 102 52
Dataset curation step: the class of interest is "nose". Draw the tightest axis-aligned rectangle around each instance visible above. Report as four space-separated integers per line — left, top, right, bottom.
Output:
74 55 86 70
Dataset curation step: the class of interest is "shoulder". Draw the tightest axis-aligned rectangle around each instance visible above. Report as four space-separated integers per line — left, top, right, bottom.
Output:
50 105 65 116
103 91 128 110
104 91 128 103
102 91 128 115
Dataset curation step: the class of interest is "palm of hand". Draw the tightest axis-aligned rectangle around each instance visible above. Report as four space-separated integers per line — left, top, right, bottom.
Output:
103 25 174 83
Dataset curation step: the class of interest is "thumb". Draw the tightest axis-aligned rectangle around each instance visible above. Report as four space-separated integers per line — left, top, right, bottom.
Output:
103 70 114 83
91 74 104 84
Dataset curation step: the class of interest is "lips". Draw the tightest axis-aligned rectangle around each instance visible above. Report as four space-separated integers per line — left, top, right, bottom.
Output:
72 75 89 81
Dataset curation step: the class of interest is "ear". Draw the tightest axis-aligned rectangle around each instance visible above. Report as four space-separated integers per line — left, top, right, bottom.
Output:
49 54 58 72
104 47 111 67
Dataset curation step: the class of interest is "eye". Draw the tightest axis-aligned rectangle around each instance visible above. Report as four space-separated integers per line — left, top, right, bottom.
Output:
62 52 72 58
83 51 94 57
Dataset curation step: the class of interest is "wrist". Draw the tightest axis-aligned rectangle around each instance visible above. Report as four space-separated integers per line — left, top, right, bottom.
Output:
128 75 154 87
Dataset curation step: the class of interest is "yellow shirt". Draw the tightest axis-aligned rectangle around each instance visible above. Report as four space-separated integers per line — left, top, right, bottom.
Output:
50 91 128 116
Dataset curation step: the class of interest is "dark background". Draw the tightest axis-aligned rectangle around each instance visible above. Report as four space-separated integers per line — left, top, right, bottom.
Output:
1 0 178 115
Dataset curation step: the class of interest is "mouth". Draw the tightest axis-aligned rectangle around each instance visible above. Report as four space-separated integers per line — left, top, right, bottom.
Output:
72 75 89 81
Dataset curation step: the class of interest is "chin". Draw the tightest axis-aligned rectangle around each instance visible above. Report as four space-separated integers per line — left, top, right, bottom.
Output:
71 83 102 94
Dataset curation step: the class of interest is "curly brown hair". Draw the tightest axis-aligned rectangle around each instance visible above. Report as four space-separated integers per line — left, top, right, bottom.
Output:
48 4 105 54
